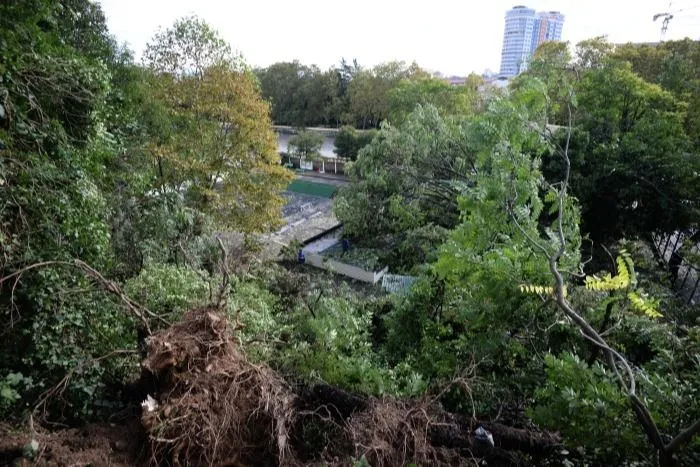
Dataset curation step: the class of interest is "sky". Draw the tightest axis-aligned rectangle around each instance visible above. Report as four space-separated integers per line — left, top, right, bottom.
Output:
99 0 700 76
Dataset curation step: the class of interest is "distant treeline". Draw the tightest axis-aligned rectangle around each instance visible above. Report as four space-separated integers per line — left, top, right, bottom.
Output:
254 59 484 129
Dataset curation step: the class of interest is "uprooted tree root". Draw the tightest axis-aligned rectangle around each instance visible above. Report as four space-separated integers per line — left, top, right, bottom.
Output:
141 307 295 466
139 308 563 466
295 387 561 466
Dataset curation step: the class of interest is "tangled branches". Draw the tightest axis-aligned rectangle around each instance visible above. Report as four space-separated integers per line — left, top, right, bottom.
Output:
140 308 295 466
0 259 161 333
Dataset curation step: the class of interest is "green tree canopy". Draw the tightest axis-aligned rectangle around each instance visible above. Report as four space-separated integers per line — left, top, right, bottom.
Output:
388 76 479 125
333 126 376 161
542 60 699 244
335 105 474 271
614 39 700 152
348 61 429 128
143 16 292 233
255 61 342 127
288 129 325 160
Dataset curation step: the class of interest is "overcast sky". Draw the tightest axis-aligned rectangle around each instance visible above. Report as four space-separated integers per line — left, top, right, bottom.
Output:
98 0 700 75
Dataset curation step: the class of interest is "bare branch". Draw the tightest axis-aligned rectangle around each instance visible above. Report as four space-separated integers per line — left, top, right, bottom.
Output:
215 236 230 310
1 260 166 334
665 418 700 454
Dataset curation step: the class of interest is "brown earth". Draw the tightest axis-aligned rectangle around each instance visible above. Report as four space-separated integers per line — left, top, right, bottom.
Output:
0 308 564 467
0 422 141 466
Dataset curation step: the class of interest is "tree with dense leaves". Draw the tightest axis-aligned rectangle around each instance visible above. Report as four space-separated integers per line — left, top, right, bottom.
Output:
614 39 700 153
255 62 304 125
512 41 573 125
392 80 700 466
536 57 700 245
348 61 429 128
577 61 698 243
333 126 376 161
575 36 614 69
288 129 325 160
335 105 474 271
0 0 141 419
255 61 341 127
143 16 292 233
517 37 700 245
387 76 480 125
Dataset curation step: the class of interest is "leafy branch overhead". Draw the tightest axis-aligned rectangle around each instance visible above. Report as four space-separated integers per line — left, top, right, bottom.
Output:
522 249 662 318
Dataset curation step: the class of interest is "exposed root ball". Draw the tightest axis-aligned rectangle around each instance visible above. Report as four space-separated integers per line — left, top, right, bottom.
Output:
347 399 438 466
138 309 561 466
140 308 296 466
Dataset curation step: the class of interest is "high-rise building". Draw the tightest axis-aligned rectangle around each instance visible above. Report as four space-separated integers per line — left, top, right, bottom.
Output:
534 11 565 46
499 6 565 78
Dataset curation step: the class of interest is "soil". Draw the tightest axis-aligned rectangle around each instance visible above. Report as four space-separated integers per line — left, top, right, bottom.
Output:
0 308 564 467
0 421 142 466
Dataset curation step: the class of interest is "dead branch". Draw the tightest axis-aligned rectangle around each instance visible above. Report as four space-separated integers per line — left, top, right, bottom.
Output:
0 259 166 333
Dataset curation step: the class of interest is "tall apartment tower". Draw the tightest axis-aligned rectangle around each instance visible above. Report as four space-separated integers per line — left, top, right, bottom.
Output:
499 6 565 77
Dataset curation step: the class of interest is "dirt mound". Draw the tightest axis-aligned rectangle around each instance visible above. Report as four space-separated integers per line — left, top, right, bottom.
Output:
0 422 140 466
1 308 562 466
140 307 296 466
137 308 562 466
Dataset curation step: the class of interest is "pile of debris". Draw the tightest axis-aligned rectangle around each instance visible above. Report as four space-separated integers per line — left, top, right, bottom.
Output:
0 306 564 466
137 308 563 466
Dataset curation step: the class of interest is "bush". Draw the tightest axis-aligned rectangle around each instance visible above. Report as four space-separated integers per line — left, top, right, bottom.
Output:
124 264 211 319
289 129 325 160
0 372 33 418
232 274 425 397
529 353 646 464
334 126 376 161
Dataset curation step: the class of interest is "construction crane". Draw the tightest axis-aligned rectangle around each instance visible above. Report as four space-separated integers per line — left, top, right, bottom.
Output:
654 1 700 40
653 12 674 40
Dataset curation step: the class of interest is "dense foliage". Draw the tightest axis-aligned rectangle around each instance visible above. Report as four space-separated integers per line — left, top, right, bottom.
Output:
287 129 325 160
518 38 700 247
1 3 698 465
255 59 474 129
0 2 290 420
333 126 377 161
334 38 700 464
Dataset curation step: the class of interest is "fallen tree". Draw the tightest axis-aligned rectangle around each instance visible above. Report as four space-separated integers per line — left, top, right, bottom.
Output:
0 304 564 466
138 307 563 466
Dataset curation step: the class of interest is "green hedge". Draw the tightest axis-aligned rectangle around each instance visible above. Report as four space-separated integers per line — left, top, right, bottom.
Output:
286 180 337 198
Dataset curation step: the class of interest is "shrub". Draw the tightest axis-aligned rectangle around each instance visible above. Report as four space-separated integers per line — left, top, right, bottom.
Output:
334 126 376 161
289 129 324 160
124 264 210 319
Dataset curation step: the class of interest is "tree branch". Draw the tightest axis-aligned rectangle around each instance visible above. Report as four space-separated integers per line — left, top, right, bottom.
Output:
0 260 166 334
665 418 700 454
544 98 672 453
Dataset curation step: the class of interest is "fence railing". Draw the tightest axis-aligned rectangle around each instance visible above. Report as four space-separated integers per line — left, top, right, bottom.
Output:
653 230 700 305
282 155 347 176
304 252 387 284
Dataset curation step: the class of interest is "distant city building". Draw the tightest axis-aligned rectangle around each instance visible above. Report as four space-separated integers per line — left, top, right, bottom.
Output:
445 76 467 86
499 6 565 77
432 71 469 86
